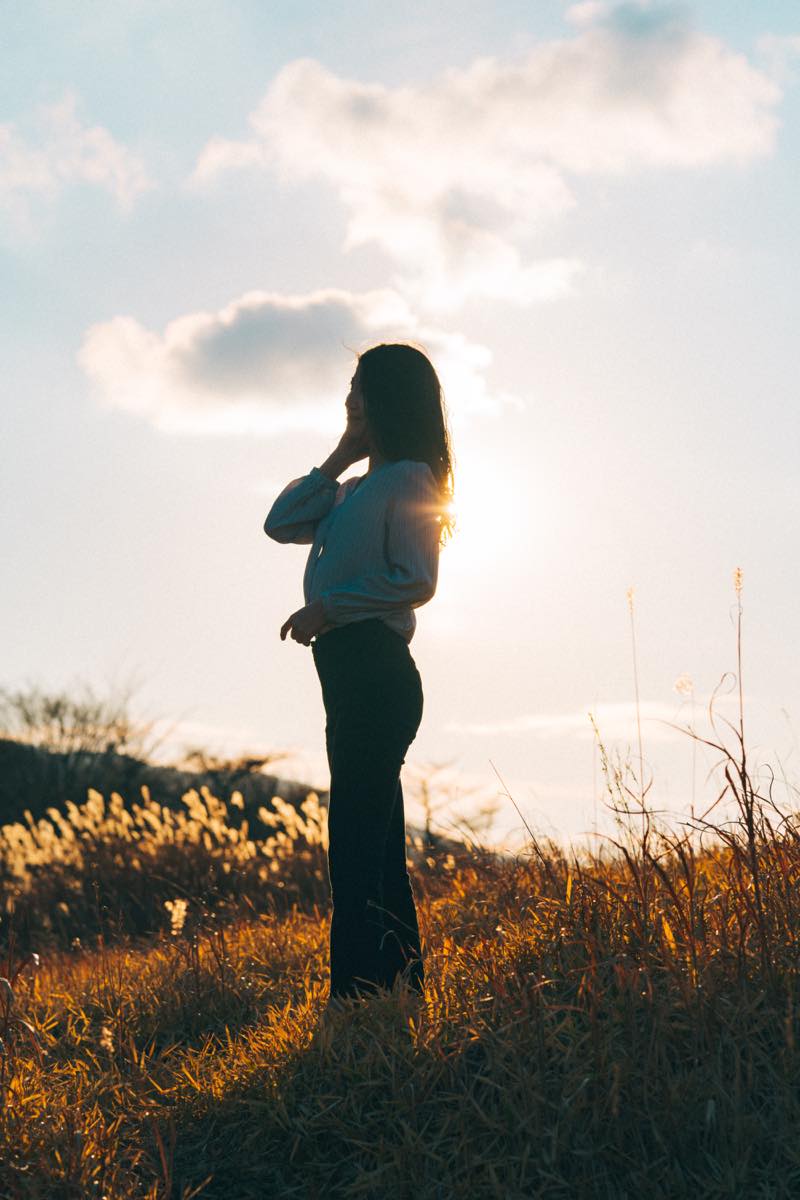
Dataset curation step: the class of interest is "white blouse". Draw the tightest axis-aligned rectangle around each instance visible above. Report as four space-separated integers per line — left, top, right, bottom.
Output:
264 459 441 643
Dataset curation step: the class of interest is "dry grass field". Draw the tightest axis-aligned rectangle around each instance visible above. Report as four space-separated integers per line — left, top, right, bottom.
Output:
4 742 800 1198
4 582 799 1198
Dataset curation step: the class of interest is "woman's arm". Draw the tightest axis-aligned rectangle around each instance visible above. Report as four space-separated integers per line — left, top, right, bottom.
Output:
263 467 339 544
318 462 441 619
263 444 365 545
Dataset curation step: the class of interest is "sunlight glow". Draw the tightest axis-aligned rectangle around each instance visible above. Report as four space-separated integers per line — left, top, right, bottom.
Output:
433 459 532 617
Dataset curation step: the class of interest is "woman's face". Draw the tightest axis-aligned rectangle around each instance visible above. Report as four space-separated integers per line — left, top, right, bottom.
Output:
346 366 366 422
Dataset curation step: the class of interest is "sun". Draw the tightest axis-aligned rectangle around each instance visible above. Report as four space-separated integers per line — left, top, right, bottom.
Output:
423 462 531 631
437 461 529 574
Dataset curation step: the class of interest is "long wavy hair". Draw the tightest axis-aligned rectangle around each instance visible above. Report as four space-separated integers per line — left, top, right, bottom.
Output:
356 342 456 548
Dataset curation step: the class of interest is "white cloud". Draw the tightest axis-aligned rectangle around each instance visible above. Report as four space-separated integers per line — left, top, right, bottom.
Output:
77 286 513 436
565 2 615 28
684 236 737 267
148 717 274 765
444 697 742 743
0 91 153 234
756 33 800 85
191 4 778 312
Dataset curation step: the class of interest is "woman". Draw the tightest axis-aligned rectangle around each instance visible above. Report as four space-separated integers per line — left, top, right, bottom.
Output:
263 342 455 1017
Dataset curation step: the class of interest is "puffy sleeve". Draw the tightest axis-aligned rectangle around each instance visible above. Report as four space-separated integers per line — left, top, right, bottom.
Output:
263 466 339 545
318 462 441 621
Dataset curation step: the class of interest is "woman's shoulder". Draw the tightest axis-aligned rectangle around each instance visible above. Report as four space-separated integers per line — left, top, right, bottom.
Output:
388 458 436 484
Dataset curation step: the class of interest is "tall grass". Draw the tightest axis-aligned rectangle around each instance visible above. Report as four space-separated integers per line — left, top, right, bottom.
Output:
3 571 800 1197
0 784 466 956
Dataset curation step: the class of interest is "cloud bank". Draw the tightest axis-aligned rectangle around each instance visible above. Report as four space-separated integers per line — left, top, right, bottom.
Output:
444 697 740 743
77 286 514 436
191 2 779 311
755 33 800 85
0 91 152 234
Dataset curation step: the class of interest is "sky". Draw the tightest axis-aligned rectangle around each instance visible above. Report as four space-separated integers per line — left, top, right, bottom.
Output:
3 0 800 853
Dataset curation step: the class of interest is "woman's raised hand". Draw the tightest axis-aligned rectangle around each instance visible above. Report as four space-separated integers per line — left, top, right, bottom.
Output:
316 411 370 483
337 411 371 466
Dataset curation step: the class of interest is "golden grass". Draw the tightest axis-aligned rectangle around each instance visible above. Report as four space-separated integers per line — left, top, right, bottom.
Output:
0 785 337 952
4 774 800 1198
4 571 800 1196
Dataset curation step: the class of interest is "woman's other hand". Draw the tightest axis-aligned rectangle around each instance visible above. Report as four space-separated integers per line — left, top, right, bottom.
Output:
280 598 329 646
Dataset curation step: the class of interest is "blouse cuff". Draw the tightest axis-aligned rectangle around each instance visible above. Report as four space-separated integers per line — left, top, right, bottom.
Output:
319 592 334 620
308 466 338 489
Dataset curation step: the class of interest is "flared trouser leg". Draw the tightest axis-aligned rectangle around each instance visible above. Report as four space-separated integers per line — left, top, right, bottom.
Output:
314 618 425 1003
377 775 425 995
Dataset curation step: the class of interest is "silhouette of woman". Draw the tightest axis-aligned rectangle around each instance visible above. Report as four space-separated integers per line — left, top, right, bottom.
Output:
263 343 455 1016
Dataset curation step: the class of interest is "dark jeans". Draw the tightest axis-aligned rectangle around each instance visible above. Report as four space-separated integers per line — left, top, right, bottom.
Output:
311 617 425 1003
